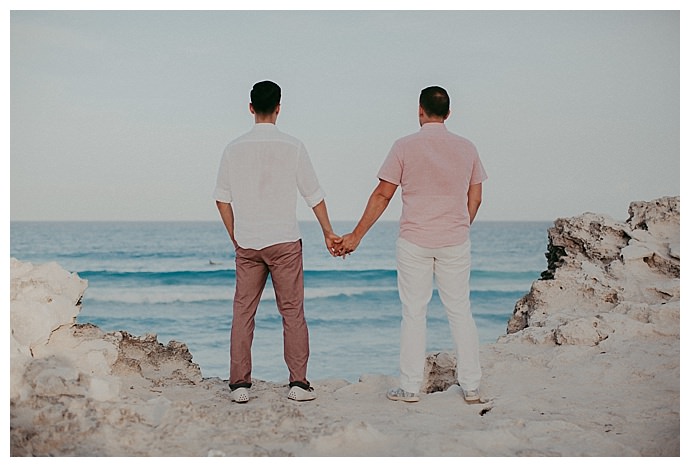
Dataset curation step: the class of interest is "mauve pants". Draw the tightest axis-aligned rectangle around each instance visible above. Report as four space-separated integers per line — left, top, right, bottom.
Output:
230 240 310 388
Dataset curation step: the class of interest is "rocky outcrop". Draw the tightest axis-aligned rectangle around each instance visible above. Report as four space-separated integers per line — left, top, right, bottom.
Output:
10 259 203 455
10 259 202 403
505 196 680 346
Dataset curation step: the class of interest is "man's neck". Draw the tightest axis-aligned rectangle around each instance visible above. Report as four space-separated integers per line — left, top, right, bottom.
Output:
255 116 277 124
253 105 280 124
418 109 446 126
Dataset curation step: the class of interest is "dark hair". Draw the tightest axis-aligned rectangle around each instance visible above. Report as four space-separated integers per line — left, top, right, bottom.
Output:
419 86 450 118
250 81 281 114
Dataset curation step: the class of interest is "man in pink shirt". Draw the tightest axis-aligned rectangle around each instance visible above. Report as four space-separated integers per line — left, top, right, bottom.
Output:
339 86 487 403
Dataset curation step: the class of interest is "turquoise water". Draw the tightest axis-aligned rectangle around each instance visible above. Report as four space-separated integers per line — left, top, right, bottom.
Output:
10 220 550 383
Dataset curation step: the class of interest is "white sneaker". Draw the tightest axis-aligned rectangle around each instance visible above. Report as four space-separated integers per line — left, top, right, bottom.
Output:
287 385 316 401
230 387 249 403
462 387 481 404
386 387 420 402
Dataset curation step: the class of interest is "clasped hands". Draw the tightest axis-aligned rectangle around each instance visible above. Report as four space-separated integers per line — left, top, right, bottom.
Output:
324 232 360 258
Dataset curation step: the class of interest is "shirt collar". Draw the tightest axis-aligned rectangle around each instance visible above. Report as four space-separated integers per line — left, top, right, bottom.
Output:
420 122 447 132
253 123 277 129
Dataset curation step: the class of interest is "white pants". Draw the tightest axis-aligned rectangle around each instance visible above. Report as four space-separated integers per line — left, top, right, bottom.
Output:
396 237 482 393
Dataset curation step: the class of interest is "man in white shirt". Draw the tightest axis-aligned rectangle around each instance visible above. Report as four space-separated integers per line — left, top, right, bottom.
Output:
214 81 340 403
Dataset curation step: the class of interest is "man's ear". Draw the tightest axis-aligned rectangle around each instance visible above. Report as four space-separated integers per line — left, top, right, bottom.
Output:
249 103 255 115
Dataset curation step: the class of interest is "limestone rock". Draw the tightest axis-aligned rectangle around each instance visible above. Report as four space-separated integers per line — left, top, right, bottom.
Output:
421 351 457 394
504 196 680 346
10 259 202 405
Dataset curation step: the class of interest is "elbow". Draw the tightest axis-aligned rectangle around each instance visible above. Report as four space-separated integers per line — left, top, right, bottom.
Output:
216 200 232 214
377 192 393 203
373 193 393 210
469 194 482 209
468 184 482 209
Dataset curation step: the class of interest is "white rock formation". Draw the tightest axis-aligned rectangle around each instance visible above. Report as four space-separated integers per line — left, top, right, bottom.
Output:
504 196 680 346
10 258 202 406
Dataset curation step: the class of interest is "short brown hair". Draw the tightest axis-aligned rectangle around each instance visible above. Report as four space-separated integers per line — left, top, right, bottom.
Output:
419 86 450 118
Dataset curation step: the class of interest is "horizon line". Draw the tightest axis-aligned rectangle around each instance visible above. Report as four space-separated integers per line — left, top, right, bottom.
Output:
9 218 557 223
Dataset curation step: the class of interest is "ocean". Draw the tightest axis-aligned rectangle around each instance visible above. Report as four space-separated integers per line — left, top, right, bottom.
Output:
10 220 550 383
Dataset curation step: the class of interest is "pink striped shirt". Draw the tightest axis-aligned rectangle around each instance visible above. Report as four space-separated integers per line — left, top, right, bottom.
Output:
377 123 487 248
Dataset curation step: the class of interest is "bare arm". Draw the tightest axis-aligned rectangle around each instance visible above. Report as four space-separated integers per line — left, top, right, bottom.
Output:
339 179 398 255
468 183 483 225
216 201 238 248
311 200 341 257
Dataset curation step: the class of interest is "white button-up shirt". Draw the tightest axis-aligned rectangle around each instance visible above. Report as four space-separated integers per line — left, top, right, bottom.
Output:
213 123 325 250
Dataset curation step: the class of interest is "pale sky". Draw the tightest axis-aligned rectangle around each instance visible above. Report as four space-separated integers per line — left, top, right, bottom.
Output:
9 5 681 223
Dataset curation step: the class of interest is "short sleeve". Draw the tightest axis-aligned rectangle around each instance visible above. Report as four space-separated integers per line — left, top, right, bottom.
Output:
470 153 488 185
376 141 403 185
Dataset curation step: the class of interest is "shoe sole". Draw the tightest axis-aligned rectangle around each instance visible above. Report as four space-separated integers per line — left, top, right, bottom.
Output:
463 394 488 404
287 388 316 401
462 388 481 404
386 393 420 403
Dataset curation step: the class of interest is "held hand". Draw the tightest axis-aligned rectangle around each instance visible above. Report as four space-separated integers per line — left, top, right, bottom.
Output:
324 232 343 257
338 232 361 257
